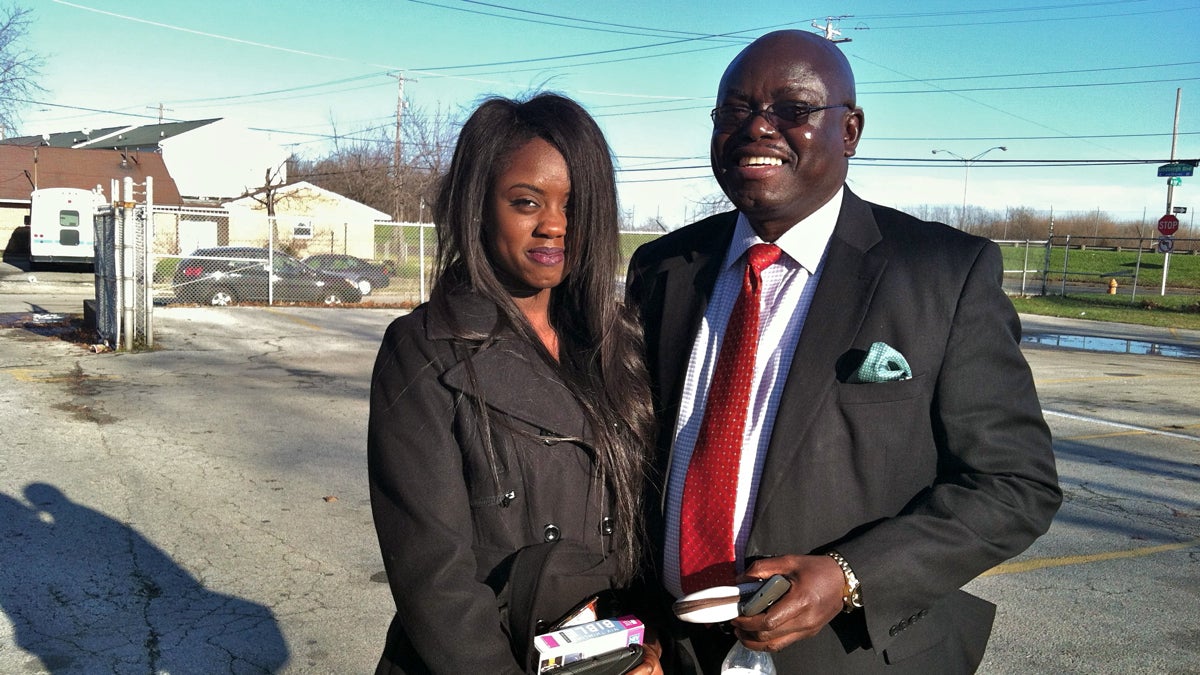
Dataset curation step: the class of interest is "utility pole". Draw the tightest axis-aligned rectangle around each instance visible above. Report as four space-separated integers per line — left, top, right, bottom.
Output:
1161 88 1182 296
146 103 173 123
811 16 852 43
390 73 408 222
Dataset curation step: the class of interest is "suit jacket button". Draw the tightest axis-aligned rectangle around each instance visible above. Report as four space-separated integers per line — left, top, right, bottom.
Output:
543 524 561 542
600 517 615 536
889 626 900 637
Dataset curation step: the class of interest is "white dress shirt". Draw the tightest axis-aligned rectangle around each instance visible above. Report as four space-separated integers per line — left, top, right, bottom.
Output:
663 189 843 598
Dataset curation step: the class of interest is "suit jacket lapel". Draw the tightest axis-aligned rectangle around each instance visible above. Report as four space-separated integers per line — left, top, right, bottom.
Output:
753 190 887 518
654 213 735 432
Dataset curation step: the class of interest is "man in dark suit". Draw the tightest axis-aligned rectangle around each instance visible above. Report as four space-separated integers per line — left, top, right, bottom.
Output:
625 30 1062 673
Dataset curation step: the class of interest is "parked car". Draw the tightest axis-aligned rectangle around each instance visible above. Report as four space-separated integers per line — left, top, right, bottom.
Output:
301 254 391 296
173 247 362 305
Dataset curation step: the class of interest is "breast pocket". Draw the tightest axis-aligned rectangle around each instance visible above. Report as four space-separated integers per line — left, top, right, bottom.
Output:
834 373 935 497
836 372 926 405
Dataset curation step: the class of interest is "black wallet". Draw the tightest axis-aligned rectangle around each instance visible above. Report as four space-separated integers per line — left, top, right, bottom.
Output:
543 643 644 675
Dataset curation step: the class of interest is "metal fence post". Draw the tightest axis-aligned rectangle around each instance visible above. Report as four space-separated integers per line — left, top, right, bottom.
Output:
419 222 428 303
1040 237 1052 296
144 176 154 348
122 177 136 351
1131 237 1144 303
1020 240 1030 295
1059 234 1071 296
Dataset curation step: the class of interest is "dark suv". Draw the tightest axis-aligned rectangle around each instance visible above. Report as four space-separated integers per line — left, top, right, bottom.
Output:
172 246 363 305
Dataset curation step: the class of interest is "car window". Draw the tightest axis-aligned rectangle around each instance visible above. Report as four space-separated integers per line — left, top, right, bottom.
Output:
273 256 307 276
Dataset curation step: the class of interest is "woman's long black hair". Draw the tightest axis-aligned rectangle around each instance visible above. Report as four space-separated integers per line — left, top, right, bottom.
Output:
429 92 654 584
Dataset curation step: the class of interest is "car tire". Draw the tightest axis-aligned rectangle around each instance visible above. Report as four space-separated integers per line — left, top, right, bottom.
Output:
209 289 236 306
323 293 345 305
356 279 372 295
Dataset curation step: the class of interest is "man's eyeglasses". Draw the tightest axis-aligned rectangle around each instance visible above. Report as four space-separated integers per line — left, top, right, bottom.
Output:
710 102 851 131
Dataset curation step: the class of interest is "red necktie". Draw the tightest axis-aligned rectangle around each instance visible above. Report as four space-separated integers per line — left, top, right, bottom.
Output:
679 243 782 593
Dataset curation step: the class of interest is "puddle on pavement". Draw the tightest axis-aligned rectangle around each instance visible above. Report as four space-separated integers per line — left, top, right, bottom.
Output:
1022 333 1200 359
0 312 86 338
0 311 68 326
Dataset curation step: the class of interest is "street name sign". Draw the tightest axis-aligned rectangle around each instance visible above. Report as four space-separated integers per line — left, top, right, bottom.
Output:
1158 162 1196 177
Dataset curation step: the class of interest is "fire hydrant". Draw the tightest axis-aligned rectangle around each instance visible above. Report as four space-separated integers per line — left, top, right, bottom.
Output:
1108 278 1118 295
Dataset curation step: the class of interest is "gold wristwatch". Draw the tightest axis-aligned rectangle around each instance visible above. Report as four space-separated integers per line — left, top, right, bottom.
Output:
826 550 862 613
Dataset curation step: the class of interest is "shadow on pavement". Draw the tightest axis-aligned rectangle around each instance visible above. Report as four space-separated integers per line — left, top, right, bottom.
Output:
0 483 289 673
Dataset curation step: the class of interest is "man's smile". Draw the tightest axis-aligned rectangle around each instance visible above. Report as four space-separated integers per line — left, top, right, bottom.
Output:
738 156 784 167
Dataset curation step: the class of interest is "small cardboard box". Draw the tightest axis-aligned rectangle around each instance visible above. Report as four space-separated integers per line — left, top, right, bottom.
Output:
533 615 644 673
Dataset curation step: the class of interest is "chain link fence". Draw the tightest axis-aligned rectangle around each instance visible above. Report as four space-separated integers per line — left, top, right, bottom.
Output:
148 206 660 309
94 178 155 350
106 194 1195 352
150 206 436 307
1015 235 1200 299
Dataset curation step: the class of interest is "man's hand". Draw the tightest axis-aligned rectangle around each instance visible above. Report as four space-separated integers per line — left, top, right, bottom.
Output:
729 554 846 652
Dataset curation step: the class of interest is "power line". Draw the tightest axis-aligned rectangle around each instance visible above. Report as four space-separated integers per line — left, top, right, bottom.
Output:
849 2 1188 29
852 0 1157 20
861 60 1200 85
412 0 748 41
17 96 1197 150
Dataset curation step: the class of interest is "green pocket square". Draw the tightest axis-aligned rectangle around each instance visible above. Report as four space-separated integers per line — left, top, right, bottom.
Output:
847 341 912 383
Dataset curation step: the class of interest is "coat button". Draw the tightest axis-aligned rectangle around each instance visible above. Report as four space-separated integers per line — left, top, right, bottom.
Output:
543 524 561 542
600 517 615 536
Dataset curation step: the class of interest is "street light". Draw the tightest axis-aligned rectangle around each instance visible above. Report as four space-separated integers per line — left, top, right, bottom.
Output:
931 146 1007 228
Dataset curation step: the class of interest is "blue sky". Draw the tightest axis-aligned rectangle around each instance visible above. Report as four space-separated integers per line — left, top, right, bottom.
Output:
17 0 1200 230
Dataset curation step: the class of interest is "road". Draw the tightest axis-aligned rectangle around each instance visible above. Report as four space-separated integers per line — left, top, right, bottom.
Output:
1 266 1198 673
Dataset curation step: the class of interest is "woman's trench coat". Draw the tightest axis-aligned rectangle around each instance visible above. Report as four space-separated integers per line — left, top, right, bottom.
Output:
368 291 621 674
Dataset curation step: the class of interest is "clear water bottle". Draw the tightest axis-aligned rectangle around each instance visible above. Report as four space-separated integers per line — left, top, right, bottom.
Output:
720 641 776 674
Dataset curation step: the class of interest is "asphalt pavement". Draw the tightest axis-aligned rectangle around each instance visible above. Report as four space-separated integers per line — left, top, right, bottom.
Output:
1 259 1198 674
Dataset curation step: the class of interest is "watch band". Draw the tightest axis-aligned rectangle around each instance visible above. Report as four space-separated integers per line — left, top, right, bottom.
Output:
826 550 863 613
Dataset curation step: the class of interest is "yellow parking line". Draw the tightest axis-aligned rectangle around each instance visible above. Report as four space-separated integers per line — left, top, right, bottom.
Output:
981 538 1200 577
1037 372 1194 385
1064 430 1155 441
263 307 324 331
5 368 117 383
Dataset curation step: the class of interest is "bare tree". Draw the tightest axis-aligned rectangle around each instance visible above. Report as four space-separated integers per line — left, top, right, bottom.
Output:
691 192 733 221
398 102 457 222
291 102 458 223
247 164 288 218
0 5 43 138
291 127 392 215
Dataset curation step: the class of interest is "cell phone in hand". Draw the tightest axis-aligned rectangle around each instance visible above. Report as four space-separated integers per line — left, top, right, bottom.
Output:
738 574 791 616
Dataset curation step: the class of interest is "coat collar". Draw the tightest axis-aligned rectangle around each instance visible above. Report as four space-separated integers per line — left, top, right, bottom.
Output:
425 290 591 442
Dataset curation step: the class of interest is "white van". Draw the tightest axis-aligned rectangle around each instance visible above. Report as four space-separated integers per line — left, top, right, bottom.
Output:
29 187 103 264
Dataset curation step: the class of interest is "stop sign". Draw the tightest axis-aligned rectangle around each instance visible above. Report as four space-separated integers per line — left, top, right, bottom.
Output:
1158 214 1179 236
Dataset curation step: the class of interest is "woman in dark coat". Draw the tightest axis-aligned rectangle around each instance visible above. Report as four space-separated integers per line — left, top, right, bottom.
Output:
368 93 660 674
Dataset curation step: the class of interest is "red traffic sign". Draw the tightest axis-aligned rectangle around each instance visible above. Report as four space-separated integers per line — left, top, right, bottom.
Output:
1158 214 1179 236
